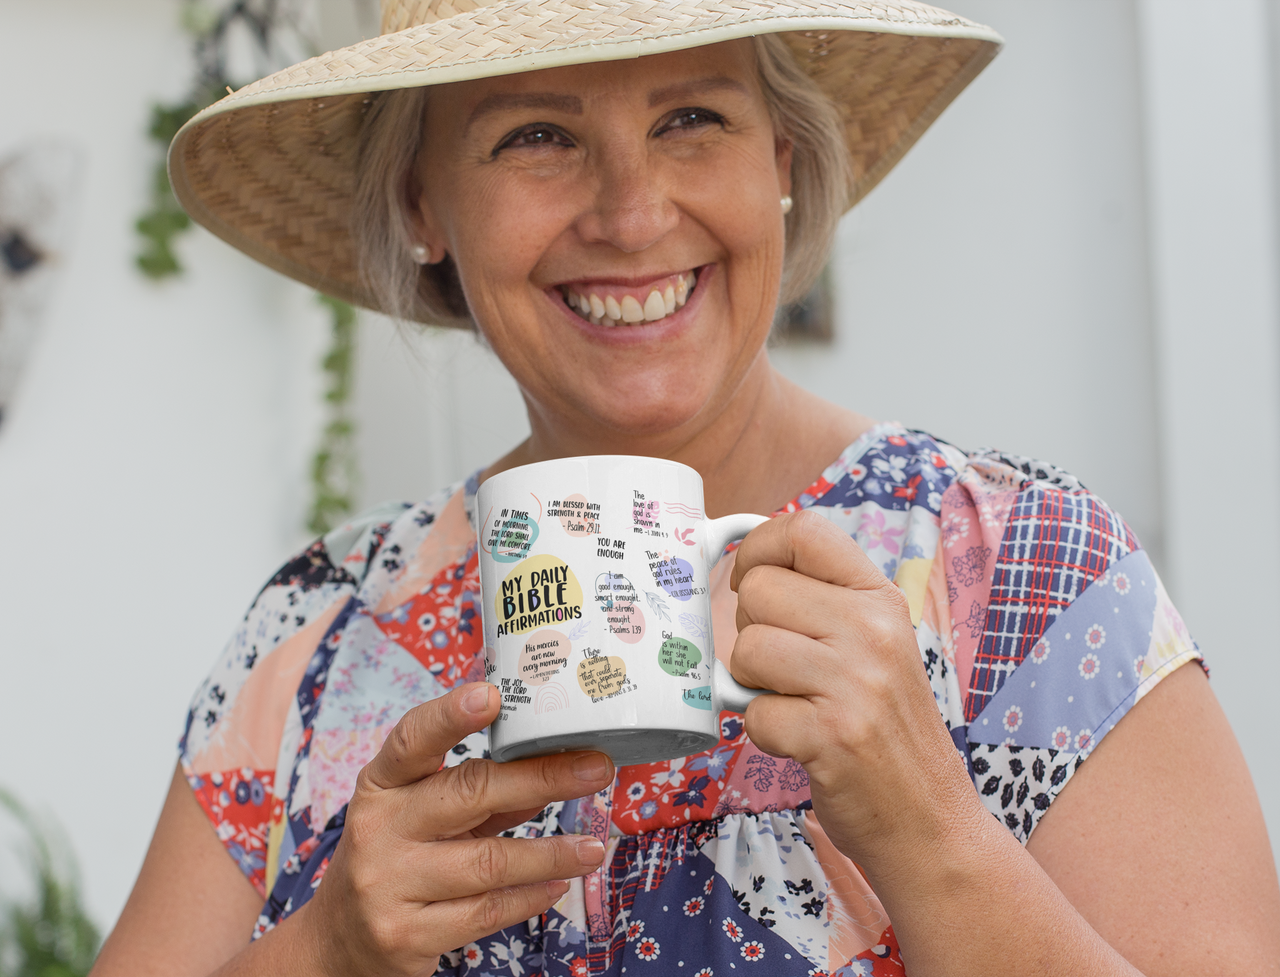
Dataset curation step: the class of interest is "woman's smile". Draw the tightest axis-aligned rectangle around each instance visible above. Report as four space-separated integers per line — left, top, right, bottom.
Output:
544 266 713 351
555 267 699 328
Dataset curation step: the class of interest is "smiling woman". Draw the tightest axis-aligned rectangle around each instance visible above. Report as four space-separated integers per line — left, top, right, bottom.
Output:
90 2 1280 976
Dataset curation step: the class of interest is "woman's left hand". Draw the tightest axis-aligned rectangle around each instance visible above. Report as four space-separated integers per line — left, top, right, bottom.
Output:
728 509 984 872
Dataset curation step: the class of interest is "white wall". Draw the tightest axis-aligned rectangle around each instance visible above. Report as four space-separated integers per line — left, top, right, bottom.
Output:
353 321 528 508
0 0 329 925
1134 0 1280 870
0 0 1276 936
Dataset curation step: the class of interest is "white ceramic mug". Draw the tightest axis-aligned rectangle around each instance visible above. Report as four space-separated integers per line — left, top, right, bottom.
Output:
476 455 771 765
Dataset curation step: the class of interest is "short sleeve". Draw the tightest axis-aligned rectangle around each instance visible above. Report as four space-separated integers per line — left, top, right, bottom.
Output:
939 451 1202 842
177 502 407 895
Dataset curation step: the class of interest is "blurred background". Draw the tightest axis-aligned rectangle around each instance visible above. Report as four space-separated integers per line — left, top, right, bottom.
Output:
1 0 1278 958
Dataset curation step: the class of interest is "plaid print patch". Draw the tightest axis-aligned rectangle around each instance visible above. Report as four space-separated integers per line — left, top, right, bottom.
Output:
964 485 1138 722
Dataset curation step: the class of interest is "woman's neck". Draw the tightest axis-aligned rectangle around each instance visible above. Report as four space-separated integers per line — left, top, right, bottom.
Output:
485 356 876 517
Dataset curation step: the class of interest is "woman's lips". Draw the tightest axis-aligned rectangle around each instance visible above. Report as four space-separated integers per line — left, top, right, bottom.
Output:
555 269 699 327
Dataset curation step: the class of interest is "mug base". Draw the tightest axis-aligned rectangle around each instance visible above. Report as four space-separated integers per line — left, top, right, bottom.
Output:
491 727 719 766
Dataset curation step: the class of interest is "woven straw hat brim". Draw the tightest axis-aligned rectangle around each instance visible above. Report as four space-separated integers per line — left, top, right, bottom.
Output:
169 0 1002 322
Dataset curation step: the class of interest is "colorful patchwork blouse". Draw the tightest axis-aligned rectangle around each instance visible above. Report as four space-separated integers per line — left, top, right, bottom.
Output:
179 424 1201 976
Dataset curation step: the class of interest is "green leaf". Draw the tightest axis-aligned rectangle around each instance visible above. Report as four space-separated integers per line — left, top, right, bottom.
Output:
135 210 190 238
307 296 360 535
135 244 183 280
0 788 100 977
147 101 199 144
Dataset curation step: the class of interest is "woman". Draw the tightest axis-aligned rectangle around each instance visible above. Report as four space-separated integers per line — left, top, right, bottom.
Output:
93 1 1280 975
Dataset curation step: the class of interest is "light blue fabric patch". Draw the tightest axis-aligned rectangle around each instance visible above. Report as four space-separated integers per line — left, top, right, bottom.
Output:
969 549 1157 751
313 611 447 736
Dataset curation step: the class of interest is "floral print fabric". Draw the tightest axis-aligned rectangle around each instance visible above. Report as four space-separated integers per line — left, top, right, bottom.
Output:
179 424 1201 974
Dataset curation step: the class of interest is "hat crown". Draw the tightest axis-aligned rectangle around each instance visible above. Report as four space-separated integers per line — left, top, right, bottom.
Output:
381 0 504 33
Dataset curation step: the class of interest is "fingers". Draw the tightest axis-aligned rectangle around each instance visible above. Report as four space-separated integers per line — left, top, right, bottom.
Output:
362 683 498 791
336 879 575 973
734 561 912 657
729 623 835 695
733 564 871 638
424 879 575 957
387 835 608 966
402 834 606 903
731 509 886 592
743 687 819 764
400 751 615 841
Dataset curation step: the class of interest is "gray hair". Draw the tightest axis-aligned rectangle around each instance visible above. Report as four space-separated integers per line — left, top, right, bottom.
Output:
353 34 851 328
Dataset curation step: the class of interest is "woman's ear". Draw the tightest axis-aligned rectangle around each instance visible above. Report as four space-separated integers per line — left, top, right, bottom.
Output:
403 161 447 264
775 135 794 199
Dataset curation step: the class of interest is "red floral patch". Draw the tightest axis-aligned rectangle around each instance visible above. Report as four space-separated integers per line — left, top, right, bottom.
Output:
850 925 905 977
188 767 275 896
370 551 482 688
612 727 747 832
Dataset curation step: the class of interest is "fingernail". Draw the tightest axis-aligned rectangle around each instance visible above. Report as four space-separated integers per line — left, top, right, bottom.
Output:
575 837 605 867
547 879 571 900
461 685 490 715
571 753 611 782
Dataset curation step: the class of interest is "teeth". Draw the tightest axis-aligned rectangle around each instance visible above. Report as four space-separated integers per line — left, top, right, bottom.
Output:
643 290 666 321
563 270 699 327
620 295 644 322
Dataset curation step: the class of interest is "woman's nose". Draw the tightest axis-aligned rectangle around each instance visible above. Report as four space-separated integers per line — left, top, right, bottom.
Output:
575 151 679 254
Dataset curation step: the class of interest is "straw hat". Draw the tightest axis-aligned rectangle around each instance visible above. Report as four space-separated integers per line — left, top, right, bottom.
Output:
169 0 1001 320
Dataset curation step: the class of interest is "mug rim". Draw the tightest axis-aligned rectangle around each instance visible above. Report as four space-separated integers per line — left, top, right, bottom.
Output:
478 454 704 494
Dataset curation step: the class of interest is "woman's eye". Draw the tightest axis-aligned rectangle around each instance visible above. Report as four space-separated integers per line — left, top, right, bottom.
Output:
495 125 571 152
659 108 725 134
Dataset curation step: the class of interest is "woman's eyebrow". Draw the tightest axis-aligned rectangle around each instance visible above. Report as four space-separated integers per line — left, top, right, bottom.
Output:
466 92 583 132
647 76 748 106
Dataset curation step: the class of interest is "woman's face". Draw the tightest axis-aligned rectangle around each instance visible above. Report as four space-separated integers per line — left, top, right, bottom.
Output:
411 40 791 444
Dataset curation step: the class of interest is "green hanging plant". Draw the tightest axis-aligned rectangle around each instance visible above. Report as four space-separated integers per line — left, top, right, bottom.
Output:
308 296 359 534
0 789 100 977
135 101 200 280
135 5 232 279
135 2 360 535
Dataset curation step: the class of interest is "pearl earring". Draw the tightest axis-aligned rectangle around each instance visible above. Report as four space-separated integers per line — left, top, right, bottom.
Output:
410 242 431 264
780 195 793 215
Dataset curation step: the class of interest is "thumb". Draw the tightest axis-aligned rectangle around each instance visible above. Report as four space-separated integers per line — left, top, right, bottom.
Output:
361 682 498 791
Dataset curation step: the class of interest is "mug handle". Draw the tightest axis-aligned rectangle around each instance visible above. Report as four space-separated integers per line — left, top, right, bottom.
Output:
705 512 770 569
705 512 773 713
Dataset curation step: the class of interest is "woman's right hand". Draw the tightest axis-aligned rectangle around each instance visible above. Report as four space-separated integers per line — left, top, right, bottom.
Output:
291 682 613 977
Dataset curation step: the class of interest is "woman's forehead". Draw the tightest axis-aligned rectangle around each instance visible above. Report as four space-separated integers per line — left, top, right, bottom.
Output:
431 39 760 118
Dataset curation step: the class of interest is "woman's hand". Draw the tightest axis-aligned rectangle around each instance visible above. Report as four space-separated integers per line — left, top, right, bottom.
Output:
291 682 613 977
728 510 982 872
